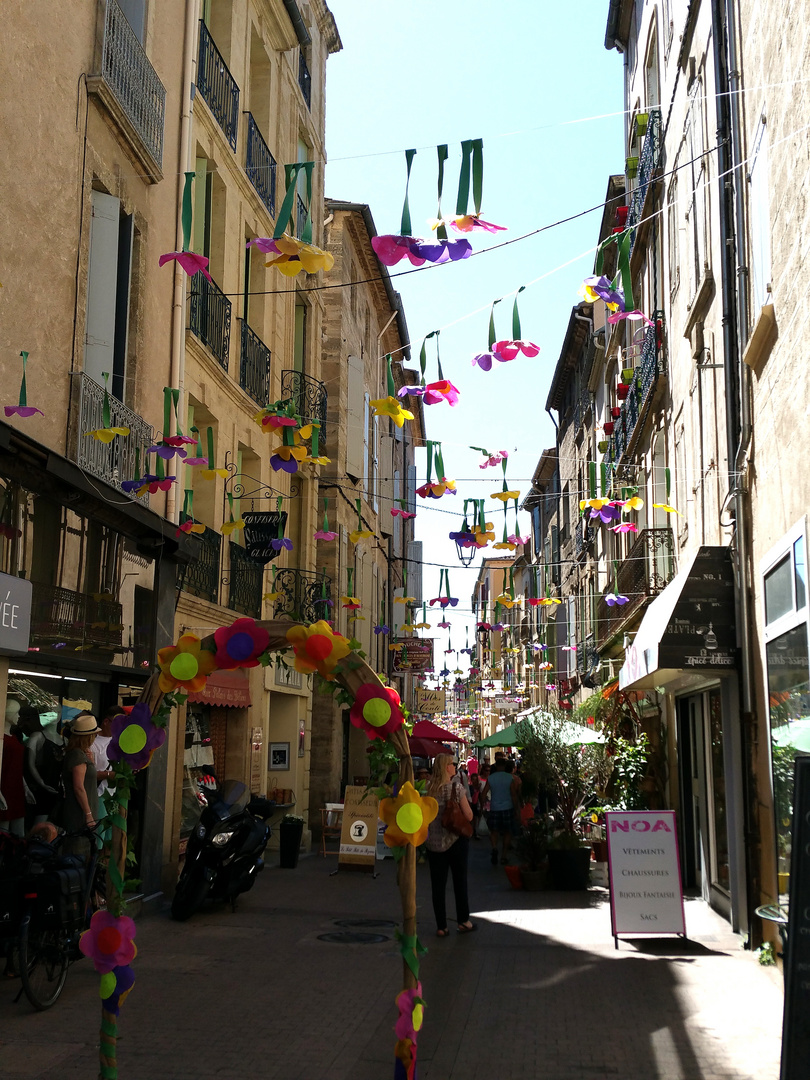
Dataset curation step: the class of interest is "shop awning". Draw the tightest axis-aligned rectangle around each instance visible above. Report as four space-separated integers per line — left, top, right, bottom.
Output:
186 669 252 708
619 545 737 691
411 719 464 743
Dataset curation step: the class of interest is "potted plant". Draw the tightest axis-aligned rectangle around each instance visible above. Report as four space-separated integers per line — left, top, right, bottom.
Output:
598 440 609 453
635 112 649 138
610 406 622 419
616 383 630 400
514 819 549 891
625 156 639 180
622 367 634 382
603 422 615 435
279 814 305 869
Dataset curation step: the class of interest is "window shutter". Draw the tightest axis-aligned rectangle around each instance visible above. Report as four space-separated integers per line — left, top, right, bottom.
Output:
406 540 422 605
84 190 121 389
379 435 394 535
551 525 560 586
406 464 417 516
345 355 364 479
749 118 772 310
392 470 401 551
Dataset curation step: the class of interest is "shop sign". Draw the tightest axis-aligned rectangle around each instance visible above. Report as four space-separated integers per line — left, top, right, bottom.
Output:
606 810 686 942
414 689 445 714
493 696 518 712
0 572 32 655
391 638 434 673
338 785 378 870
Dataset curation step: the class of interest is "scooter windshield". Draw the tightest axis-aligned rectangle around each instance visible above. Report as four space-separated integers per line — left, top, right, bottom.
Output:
215 780 250 815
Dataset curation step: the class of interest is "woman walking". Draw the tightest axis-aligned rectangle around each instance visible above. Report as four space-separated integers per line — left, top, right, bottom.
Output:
59 712 101 860
425 755 476 937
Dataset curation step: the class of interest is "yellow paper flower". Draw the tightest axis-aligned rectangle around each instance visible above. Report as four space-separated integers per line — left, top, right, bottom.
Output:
304 455 331 466
87 426 130 443
197 467 229 480
262 591 280 602
400 623 416 635
393 596 416 605
492 541 517 551
286 620 352 680
652 502 681 515
264 233 335 277
490 489 521 502
369 396 414 429
539 596 562 606
623 496 644 511
271 443 308 463
221 519 245 535
157 633 217 693
379 781 438 848
579 498 610 511
349 528 375 545
414 620 431 629
495 594 520 609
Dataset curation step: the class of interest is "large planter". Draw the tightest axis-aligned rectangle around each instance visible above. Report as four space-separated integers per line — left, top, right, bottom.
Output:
279 819 304 869
504 864 524 890
591 839 609 863
520 864 548 891
548 847 591 891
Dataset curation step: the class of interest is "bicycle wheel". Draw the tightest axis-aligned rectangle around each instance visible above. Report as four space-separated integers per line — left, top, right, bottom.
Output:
18 919 69 1010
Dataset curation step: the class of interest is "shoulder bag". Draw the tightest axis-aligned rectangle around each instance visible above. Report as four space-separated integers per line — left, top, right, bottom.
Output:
442 783 473 838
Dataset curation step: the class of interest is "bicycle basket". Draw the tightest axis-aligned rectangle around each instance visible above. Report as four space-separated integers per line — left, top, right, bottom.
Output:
23 865 86 931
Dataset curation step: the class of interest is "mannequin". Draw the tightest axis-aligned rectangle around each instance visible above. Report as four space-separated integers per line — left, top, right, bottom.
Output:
18 705 62 827
1 699 26 835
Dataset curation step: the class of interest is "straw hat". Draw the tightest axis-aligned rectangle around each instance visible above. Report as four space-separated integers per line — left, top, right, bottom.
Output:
71 713 101 735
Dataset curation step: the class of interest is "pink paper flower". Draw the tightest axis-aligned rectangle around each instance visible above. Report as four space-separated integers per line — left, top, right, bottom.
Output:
349 683 405 740
611 523 638 534
213 617 270 670
492 339 541 361
79 910 137 974
158 251 213 282
422 379 461 406
479 451 508 469
371 235 426 267
314 528 338 541
391 508 416 519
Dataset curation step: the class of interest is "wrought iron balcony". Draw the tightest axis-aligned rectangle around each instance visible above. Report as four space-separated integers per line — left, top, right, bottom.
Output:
95 0 166 170
180 523 221 605
30 582 123 654
596 527 675 646
575 516 593 556
280 369 327 453
245 113 276 217
239 320 271 406
627 107 662 246
73 373 154 503
227 542 263 619
298 49 312 108
272 568 331 624
574 389 593 433
615 312 666 463
189 275 231 370
197 20 239 151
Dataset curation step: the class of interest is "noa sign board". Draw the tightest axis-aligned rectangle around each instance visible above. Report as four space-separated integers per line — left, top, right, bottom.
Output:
414 689 445 714
338 785 378 872
605 810 686 944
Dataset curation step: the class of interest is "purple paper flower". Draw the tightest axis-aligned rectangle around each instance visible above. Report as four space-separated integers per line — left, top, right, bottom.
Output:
590 502 621 523
4 405 44 418
371 235 427 267
437 620 451 629
604 593 629 607
270 454 300 474
101 964 136 1016
472 351 496 371
271 537 293 551
246 237 281 255
409 239 472 263
491 622 506 631
147 442 186 460
107 703 166 771
397 385 426 399
374 625 390 635
449 530 477 547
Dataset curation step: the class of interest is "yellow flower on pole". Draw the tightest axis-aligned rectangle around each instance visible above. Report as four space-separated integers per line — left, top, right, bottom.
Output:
286 620 352 680
369 396 414 429
379 782 438 848
157 633 217 693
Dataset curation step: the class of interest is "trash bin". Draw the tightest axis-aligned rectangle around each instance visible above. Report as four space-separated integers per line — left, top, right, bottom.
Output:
279 817 304 869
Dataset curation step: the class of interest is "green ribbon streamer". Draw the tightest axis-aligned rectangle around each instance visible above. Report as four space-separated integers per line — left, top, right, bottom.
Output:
206 427 215 469
311 423 319 457
456 139 472 215
435 331 444 382
513 498 520 536
355 497 362 532
595 229 634 311
403 564 408 592
155 455 165 481
101 373 111 429
436 144 448 240
163 388 172 441
512 286 525 340
665 466 671 500
183 490 193 518
422 602 427 624
509 567 515 601
276 496 284 537
282 422 295 447
434 444 446 480
347 567 354 597
18 351 28 407
395 929 427 980
471 138 484 215
487 299 503 350
502 511 509 544
133 448 141 483
181 171 194 252
600 462 608 498
301 162 314 243
386 355 396 397
418 330 439 387
400 149 417 237
322 498 330 533
478 499 486 531
501 457 509 494
274 163 306 240
424 441 434 486
227 492 235 524
589 461 596 500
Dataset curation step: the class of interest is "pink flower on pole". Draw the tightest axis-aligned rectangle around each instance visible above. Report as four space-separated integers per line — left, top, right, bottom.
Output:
79 910 137 973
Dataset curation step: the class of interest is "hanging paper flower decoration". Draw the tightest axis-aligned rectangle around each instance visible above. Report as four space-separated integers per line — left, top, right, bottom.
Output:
611 523 638 534
262 233 334 276
175 519 205 538
607 309 653 326
652 503 682 515
121 473 176 496
430 596 458 608
349 528 375 545
157 633 217 693
99 964 136 1017
432 214 506 233
4 351 43 417
477 622 492 631
538 661 553 671
471 350 498 371
525 598 543 608
395 983 425 1043
314 528 338 541
341 596 362 610
590 502 622 523
369 395 414 429
213 618 270 670
416 479 456 499
491 489 520 503
271 536 293 551
221 519 245 536
391 506 416 520
605 593 630 606
492 539 517 551
580 498 611 511
270 443 308 473
286 621 351 680
395 1039 417 1080
371 234 427 267
494 593 520 609
379 782 438 848
538 596 562 607
414 620 431 630
507 534 529 546
581 274 624 311
437 619 451 629
374 624 390 635
253 408 298 432
472 522 495 546
350 683 405 740
623 495 644 511
473 448 508 469
89 425 129 444
79 910 137 973
107 703 167 771
449 528 477 547
493 339 540 361
394 595 416 605
159 249 213 281
421 380 460 406
491 622 507 632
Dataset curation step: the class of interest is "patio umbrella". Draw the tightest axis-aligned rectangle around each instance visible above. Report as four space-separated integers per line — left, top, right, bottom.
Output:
412 719 464 743
408 735 453 758
471 720 525 748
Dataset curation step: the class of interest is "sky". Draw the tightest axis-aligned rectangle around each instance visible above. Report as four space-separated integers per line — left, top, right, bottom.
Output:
323 1 625 687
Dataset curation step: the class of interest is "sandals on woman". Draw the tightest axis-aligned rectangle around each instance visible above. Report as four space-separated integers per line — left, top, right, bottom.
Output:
436 928 450 938
457 921 477 934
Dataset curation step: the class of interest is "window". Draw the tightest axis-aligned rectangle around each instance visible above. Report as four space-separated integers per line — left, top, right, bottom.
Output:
685 79 709 301
748 115 772 311
667 176 679 298
294 300 307 373
645 27 659 107
84 189 134 401
118 0 145 41
761 521 810 900
345 355 364 480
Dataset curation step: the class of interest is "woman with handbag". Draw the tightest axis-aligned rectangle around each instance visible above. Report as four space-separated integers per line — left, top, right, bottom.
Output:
425 755 476 937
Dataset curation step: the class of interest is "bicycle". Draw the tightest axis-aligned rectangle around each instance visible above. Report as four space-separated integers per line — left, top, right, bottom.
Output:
2 825 103 1010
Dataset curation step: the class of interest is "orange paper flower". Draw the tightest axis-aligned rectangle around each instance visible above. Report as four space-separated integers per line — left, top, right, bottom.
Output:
285 620 352 680
379 782 438 848
157 633 217 693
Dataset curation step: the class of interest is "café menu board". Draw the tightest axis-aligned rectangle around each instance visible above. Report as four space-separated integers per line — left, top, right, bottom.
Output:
606 811 686 941
781 756 810 1079
338 785 378 871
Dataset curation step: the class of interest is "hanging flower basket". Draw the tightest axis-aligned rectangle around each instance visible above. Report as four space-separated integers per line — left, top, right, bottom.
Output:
603 422 615 435
610 406 622 419
621 367 634 382
616 384 630 400
598 440 609 453
635 112 649 138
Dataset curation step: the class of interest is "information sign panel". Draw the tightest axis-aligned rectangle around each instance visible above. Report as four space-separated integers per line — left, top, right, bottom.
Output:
606 810 686 942
338 785 378 871
414 689 445 714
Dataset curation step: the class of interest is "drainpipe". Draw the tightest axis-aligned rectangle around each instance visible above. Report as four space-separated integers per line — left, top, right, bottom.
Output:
711 0 754 938
166 0 199 524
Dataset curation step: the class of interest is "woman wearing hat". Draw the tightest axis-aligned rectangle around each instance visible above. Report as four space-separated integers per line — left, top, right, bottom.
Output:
59 711 101 858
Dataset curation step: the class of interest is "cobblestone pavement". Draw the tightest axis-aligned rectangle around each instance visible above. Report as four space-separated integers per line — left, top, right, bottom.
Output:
0 839 784 1079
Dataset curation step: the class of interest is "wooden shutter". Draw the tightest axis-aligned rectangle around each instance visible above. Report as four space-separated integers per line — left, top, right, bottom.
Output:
84 190 120 388
407 540 422 605
345 355 364 479
379 435 394 535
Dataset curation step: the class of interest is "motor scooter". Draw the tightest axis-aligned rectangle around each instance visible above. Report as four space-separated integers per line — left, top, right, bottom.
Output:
171 780 276 921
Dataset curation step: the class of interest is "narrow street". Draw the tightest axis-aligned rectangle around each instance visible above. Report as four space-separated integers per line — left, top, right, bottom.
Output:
1 842 783 1080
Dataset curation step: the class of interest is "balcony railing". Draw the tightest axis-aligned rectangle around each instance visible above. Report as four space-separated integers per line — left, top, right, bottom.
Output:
180 523 221 605
298 49 312 108
245 113 276 217
228 542 263 619
272 568 331 624
73 373 154 503
596 527 675 646
615 312 666 464
30 582 123 654
280 369 327 454
197 20 239 151
574 389 593 433
239 320 271 406
189 275 231 370
627 107 662 248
